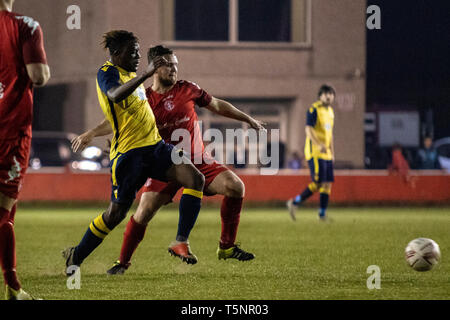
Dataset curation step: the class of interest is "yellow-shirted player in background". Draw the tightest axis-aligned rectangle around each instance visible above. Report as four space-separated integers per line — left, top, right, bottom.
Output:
287 85 336 221
63 30 206 274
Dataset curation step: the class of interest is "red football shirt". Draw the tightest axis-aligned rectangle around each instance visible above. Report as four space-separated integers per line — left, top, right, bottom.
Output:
146 80 212 161
0 10 47 139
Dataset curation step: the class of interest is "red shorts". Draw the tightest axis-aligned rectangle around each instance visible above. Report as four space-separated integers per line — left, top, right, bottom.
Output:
0 136 31 199
142 161 229 201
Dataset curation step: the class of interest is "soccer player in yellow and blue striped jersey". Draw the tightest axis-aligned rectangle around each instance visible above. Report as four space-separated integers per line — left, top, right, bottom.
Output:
287 85 336 221
62 30 206 274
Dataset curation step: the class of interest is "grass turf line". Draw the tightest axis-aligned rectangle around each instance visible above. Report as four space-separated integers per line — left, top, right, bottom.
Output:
5 206 450 300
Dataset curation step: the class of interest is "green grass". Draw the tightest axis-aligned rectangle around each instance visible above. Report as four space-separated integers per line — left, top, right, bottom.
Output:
6 205 450 300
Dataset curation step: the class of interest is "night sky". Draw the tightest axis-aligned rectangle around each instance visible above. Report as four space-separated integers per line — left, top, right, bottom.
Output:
367 0 450 139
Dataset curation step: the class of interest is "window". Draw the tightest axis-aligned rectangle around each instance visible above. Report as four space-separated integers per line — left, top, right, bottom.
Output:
161 0 311 46
238 0 291 42
174 0 229 41
196 99 291 168
33 84 66 131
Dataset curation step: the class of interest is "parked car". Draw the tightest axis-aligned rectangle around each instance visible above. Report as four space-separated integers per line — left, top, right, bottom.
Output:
29 131 109 171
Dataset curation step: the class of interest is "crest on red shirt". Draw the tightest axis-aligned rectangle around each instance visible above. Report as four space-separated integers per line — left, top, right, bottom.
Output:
15 16 39 35
5 156 21 183
164 100 175 111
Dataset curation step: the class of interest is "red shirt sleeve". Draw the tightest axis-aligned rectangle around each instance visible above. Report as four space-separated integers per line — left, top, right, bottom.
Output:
187 81 212 107
22 24 47 65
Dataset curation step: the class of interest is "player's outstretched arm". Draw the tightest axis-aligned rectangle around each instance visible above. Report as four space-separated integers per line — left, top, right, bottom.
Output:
205 97 266 130
71 118 112 152
106 56 167 103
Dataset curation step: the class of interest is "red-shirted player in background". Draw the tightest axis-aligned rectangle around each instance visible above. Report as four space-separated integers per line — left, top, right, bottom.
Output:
0 0 50 299
72 45 265 274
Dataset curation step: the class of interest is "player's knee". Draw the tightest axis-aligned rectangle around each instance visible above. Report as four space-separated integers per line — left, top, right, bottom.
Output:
191 170 205 191
0 204 14 227
105 202 131 229
118 206 130 221
224 177 245 198
0 209 10 227
136 203 158 225
319 183 332 194
308 182 319 193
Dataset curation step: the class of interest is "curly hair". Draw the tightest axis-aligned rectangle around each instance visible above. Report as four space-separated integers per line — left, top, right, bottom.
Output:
102 30 138 55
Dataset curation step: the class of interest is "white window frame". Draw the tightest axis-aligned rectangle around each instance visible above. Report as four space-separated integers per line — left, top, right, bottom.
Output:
197 102 289 168
197 101 289 144
162 0 312 49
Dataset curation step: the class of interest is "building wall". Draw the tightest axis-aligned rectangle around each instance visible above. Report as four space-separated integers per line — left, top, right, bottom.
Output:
15 0 366 168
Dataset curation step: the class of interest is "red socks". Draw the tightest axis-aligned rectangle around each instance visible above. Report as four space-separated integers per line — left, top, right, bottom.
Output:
119 215 147 266
0 205 21 290
220 197 243 249
119 197 243 263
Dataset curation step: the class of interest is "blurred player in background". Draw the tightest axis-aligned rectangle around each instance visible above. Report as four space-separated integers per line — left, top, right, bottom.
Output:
62 32 206 276
287 85 335 221
72 45 265 274
0 0 50 299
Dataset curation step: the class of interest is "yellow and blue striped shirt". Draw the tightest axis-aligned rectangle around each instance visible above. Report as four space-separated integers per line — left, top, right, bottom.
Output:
96 61 161 160
304 101 334 161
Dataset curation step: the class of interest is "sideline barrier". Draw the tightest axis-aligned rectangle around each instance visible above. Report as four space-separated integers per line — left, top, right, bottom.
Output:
19 169 450 204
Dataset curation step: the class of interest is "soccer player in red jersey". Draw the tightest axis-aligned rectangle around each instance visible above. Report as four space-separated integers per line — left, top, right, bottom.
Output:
72 45 265 273
0 0 50 299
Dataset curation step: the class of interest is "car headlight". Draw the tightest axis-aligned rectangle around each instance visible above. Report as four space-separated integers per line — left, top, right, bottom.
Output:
72 160 101 171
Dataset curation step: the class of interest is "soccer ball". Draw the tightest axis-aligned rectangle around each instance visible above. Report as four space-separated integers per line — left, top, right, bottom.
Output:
405 238 441 271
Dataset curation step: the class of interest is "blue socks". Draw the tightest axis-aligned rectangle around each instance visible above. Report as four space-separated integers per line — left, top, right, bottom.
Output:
73 214 111 265
176 189 203 242
293 184 330 218
293 187 314 205
319 193 329 218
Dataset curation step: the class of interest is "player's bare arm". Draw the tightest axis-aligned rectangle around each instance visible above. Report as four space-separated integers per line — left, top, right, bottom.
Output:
0 0 12 11
25 63 50 87
71 118 112 152
205 97 266 130
306 126 327 153
106 56 167 103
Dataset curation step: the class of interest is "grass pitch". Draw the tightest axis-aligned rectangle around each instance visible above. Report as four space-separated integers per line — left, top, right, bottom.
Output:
6 205 450 300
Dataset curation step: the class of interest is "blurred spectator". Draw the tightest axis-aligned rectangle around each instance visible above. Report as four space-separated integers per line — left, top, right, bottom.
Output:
388 143 415 187
287 152 304 170
416 136 441 169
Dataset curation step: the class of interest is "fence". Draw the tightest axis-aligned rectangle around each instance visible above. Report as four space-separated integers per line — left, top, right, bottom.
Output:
19 169 450 205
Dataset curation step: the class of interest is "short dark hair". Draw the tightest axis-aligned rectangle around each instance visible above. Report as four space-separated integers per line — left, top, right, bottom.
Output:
102 30 138 56
318 84 336 98
147 45 173 63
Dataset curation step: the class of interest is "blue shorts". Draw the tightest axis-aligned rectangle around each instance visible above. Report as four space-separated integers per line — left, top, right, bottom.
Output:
307 158 334 183
109 140 176 205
